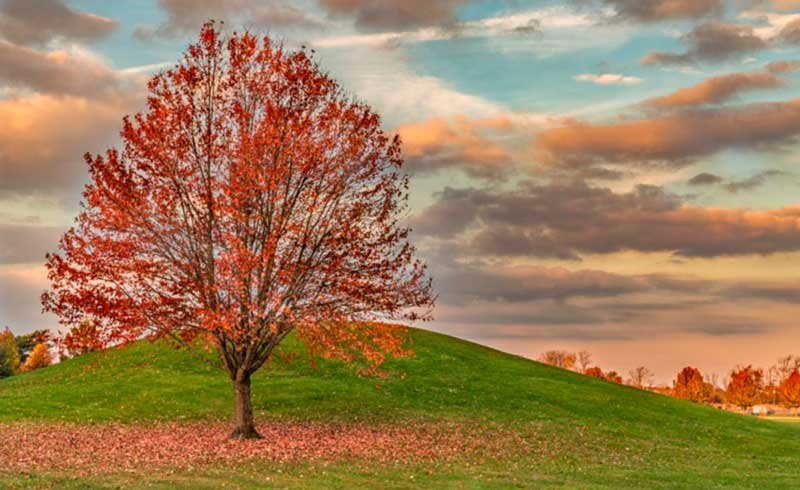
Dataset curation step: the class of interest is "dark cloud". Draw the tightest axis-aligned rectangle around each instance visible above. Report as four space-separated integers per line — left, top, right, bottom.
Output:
137 0 323 40
0 0 117 47
724 282 800 303
765 60 800 73
600 0 721 22
642 22 767 65
433 261 704 305
535 98 800 169
688 172 724 186
723 169 787 193
0 266 55 332
643 72 783 110
412 180 800 258
0 41 122 98
0 224 63 264
318 0 467 31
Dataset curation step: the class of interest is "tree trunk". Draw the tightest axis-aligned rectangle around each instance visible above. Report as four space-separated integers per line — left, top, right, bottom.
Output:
230 375 261 440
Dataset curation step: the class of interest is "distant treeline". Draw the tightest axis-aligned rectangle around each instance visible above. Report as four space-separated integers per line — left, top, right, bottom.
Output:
538 350 800 411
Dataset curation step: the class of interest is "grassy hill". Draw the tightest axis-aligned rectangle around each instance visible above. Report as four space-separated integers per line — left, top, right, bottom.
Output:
2 328 799 489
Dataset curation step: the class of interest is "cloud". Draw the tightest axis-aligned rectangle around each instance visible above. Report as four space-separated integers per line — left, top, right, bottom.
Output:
599 0 721 22
780 17 800 43
773 0 800 10
574 73 643 85
642 22 767 65
643 71 783 110
137 0 324 40
535 98 800 169
0 264 56 333
412 180 800 258
312 7 590 49
435 260 708 305
393 116 543 179
0 41 124 98
688 172 724 186
724 282 800 303
0 93 141 199
0 0 117 47
0 224 64 265
723 169 787 193
765 59 800 73
317 0 467 31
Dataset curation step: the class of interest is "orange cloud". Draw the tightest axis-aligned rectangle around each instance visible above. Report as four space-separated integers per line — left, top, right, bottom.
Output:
395 117 518 179
643 72 783 110
773 0 800 11
535 99 800 167
0 93 141 198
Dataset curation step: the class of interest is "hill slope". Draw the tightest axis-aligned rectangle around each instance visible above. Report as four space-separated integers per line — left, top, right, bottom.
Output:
2 328 799 489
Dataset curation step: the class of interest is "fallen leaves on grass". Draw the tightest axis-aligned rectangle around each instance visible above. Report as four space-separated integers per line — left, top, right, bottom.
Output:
0 421 536 476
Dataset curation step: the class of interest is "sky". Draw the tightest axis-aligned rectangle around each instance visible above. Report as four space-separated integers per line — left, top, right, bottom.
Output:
2 0 800 384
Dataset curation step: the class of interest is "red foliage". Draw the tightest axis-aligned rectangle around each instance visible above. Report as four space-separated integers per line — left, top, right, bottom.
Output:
61 320 105 357
584 366 604 379
42 23 434 438
726 365 764 409
779 369 800 409
603 371 623 384
673 366 710 403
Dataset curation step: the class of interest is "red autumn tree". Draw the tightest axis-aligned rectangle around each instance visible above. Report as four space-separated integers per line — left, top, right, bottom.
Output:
673 366 710 403
604 370 623 384
779 369 800 409
726 366 763 409
584 366 605 379
61 320 105 358
43 23 434 439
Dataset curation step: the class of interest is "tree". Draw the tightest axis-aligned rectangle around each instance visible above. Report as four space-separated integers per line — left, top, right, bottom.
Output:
673 366 711 403
21 344 51 372
775 355 800 382
604 370 623 384
538 350 577 370
726 365 763 409
0 328 21 377
43 23 434 439
584 366 605 379
61 320 105 358
779 369 800 409
577 350 592 373
628 366 654 389
15 329 50 363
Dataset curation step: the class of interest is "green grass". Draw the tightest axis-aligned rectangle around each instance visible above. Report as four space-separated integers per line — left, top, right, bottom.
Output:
2 328 800 489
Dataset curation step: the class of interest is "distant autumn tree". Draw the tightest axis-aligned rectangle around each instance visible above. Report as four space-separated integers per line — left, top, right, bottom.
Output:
779 369 800 409
43 23 434 439
584 366 604 379
21 344 51 372
604 370 623 384
673 366 711 403
726 366 764 409
577 350 592 373
14 329 50 363
538 350 577 370
628 366 654 389
775 355 800 382
0 328 21 377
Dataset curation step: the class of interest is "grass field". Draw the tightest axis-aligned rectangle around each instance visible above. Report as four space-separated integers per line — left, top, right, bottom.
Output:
2 328 799 489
